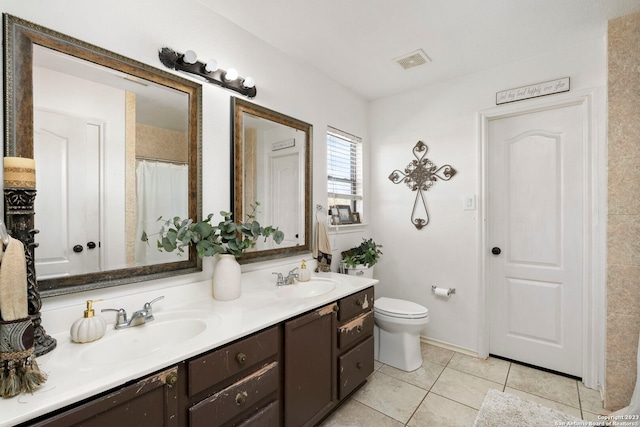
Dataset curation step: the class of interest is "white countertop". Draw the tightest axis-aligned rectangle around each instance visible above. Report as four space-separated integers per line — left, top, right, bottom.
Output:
0 268 377 427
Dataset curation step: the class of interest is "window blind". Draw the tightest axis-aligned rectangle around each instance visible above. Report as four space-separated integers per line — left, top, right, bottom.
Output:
327 127 362 204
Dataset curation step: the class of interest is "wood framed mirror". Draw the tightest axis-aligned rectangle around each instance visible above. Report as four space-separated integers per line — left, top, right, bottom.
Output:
232 98 312 263
4 14 203 296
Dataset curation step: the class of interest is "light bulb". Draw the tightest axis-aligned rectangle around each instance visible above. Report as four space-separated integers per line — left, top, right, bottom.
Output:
225 68 239 81
182 50 198 65
242 76 255 89
205 59 218 73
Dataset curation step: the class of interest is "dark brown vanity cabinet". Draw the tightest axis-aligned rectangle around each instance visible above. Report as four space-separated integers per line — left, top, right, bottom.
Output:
17 286 376 427
21 366 181 427
185 326 281 427
283 303 338 427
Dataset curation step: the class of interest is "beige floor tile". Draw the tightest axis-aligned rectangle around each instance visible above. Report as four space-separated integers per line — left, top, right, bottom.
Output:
506 364 580 408
430 367 503 410
352 371 427 424
504 387 582 418
421 342 455 366
407 393 478 427
379 359 445 391
319 399 404 427
579 382 609 415
373 360 384 372
447 353 510 384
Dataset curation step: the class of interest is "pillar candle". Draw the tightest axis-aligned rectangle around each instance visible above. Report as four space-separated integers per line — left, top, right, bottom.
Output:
3 157 36 189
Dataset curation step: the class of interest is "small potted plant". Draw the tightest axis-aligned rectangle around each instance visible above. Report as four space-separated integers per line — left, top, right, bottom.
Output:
341 238 383 278
142 203 284 300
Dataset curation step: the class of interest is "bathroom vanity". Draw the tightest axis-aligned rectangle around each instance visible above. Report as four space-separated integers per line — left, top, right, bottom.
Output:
2 271 376 427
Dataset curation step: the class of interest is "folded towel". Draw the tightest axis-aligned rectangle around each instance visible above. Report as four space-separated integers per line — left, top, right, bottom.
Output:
0 237 27 320
313 221 332 272
0 237 46 398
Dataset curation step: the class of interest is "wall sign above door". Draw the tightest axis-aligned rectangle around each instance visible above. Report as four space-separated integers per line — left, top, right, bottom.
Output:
496 77 570 105
388 141 456 230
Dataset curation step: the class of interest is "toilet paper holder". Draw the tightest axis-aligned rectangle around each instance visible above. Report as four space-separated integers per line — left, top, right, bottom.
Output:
432 286 456 296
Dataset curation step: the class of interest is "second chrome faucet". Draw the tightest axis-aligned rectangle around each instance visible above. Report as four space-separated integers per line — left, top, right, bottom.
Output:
102 296 165 329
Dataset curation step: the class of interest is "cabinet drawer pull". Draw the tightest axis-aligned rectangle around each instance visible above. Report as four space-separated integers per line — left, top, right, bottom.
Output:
165 372 178 387
356 362 363 369
236 392 247 406
333 305 339 312
356 298 364 306
236 352 247 364
356 325 362 333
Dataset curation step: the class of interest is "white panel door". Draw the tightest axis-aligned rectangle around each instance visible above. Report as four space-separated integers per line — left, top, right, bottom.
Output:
269 152 300 248
488 103 584 376
34 109 101 278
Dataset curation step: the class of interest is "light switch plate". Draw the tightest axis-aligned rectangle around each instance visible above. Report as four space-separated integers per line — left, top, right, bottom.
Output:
463 195 476 211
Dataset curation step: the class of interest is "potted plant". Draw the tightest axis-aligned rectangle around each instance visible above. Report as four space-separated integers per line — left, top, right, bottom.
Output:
142 203 284 300
341 238 383 278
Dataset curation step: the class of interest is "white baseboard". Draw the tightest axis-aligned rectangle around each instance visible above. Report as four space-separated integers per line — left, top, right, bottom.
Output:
420 336 479 358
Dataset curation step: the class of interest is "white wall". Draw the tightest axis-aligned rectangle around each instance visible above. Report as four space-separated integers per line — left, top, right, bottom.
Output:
0 0 370 283
369 37 607 352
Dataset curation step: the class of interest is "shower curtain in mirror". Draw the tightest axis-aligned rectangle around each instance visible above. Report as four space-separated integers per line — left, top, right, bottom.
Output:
135 160 188 265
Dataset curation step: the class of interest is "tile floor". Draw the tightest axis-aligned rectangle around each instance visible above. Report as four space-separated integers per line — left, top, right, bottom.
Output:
320 342 609 426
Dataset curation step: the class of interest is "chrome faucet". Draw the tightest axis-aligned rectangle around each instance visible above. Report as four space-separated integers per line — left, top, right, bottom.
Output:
102 296 165 329
273 268 299 286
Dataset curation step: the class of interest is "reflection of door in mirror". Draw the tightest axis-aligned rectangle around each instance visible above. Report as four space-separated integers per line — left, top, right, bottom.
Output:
34 110 101 278
32 45 190 279
243 114 304 250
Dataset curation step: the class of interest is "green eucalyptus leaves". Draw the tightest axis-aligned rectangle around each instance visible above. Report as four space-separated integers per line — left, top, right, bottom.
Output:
141 205 284 259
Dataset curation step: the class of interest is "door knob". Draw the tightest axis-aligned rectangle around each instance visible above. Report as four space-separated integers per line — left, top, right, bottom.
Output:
73 245 83 253
491 247 501 255
87 241 97 249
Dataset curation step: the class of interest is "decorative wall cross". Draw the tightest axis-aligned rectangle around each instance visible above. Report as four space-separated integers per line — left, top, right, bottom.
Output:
388 141 457 229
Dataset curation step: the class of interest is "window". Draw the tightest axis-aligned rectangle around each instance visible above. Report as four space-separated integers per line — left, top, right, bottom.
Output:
327 127 363 221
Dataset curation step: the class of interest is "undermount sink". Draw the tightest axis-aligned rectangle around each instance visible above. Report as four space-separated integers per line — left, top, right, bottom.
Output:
276 278 338 299
77 310 217 365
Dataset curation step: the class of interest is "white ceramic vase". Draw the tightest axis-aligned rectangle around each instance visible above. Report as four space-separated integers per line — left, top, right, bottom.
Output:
212 254 241 301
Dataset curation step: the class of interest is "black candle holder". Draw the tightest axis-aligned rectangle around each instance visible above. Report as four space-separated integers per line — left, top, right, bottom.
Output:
4 187 56 356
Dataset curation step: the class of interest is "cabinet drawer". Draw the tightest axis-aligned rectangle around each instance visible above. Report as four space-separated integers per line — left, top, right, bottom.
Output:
188 326 278 397
338 335 374 400
338 311 374 351
338 287 374 322
189 362 279 427
237 400 279 427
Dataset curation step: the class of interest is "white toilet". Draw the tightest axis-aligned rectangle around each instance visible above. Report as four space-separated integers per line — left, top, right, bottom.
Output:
374 297 430 372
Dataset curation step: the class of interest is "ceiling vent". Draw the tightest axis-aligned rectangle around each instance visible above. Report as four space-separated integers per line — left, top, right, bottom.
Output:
393 49 431 70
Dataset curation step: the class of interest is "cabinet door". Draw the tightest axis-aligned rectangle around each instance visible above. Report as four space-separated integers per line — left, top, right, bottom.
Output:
284 303 337 427
24 366 180 427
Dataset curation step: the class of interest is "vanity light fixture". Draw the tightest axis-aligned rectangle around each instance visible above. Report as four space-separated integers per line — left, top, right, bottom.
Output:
158 47 257 97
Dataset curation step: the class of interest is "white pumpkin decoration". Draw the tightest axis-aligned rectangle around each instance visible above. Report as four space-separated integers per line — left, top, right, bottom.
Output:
70 300 107 343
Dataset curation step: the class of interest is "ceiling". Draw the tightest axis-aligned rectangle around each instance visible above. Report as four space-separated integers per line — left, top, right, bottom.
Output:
199 0 640 101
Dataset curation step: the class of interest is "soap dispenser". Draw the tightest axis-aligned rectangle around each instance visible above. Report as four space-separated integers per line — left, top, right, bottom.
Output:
70 300 107 343
298 259 311 282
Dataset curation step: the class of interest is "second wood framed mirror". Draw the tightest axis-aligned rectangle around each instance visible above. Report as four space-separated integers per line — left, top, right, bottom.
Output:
231 98 312 263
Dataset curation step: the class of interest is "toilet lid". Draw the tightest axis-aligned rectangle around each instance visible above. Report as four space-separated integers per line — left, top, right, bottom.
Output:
375 297 429 318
